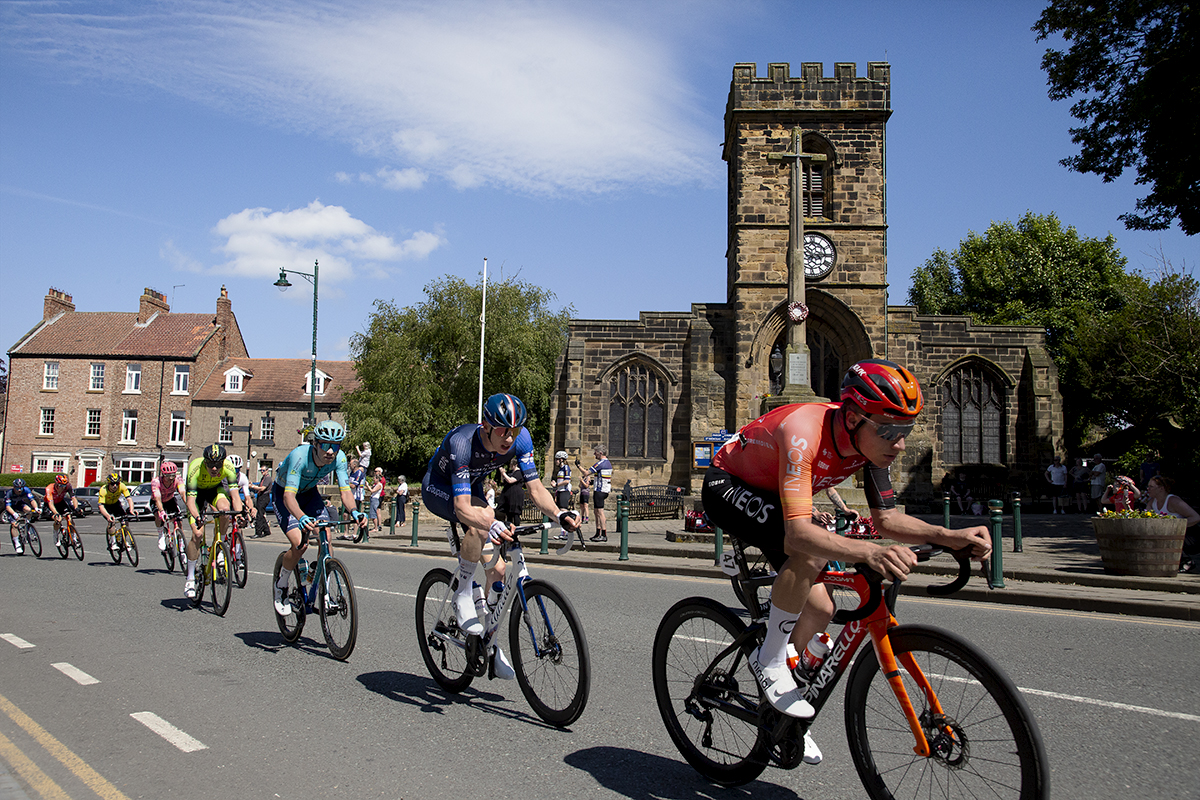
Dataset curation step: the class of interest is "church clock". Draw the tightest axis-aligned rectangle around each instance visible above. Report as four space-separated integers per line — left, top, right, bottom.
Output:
803 232 836 279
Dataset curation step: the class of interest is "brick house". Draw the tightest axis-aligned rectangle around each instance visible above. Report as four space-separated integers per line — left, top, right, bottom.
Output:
189 358 360 476
547 62 1062 504
3 286 248 486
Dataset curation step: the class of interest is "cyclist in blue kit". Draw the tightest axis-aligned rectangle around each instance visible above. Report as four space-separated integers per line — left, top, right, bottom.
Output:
271 420 367 616
423 393 580 678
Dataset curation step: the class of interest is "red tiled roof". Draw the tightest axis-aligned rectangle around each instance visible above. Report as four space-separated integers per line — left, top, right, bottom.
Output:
192 359 360 405
10 311 219 359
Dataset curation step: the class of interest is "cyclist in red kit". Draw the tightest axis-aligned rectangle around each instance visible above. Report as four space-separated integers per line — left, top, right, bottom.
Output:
701 360 991 759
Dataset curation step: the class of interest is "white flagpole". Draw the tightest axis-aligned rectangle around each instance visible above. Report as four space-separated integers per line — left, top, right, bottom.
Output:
477 257 488 423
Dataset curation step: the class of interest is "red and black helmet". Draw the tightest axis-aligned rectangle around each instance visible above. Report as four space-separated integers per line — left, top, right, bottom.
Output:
840 359 924 419
54 473 70 486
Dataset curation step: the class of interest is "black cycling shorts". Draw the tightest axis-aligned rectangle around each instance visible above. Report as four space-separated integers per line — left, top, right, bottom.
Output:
700 466 789 571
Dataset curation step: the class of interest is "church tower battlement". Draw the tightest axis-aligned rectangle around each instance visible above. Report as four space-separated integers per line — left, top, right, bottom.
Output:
726 61 890 115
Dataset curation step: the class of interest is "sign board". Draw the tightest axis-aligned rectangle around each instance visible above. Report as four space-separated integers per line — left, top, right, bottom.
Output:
10 465 23 473
787 352 808 386
693 442 714 469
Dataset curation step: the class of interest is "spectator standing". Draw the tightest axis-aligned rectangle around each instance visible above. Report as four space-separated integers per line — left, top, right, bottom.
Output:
1101 475 1141 511
1089 454 1108 512
586 446 614 542
1045 456 1069 514
394 474 409 526
576 467 591 525
496 465 525 524
250 464 273 537
552 451 573 511
348 457 366 511
1069 458 1092 513
357 441 372 470
368 467 386 533
484 477 498 509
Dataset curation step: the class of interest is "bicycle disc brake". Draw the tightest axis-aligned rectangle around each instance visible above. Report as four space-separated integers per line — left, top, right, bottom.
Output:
464 634 487 677
922 712 970 768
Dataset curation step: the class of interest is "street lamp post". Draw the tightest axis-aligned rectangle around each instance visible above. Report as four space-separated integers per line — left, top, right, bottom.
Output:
274 259 320 427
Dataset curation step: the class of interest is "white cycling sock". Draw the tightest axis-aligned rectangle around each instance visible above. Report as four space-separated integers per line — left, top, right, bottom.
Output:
761 601 800 669
456 558 476 595
186 559 196 581
276 570 290 589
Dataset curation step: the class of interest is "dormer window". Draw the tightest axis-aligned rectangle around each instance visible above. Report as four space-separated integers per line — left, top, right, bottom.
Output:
305 369 330 397
223 366 250 393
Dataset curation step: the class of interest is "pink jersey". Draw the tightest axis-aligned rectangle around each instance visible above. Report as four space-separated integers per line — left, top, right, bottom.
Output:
152 475 185 501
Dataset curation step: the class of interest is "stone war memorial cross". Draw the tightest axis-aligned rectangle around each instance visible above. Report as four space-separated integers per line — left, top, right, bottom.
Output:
767 126 827 407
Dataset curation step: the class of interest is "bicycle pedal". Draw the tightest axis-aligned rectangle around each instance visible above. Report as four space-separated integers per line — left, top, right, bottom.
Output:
464 634 487 677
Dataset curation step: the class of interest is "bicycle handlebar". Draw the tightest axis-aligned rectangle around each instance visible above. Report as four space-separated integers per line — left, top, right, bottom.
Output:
829 545 986 625
483 521 556 569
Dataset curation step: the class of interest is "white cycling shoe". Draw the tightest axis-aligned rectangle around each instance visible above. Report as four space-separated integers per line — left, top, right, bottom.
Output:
803 731 823 765
184 580 196 600
454 587 484 636
273 584 292 616
492 645 516 680
158 534 168 552
750 647 815 719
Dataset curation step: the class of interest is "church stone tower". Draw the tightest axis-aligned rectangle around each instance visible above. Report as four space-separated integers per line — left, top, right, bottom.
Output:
723 62 891 430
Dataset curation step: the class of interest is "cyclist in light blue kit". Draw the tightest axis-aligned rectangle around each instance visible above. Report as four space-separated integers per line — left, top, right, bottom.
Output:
271 420 367 616
423 393 580 678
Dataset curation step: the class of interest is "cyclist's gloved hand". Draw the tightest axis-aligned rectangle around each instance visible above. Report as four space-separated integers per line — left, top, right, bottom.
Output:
488 519 511 544
297 515 316 531
352 510 367 525
558 510 580 531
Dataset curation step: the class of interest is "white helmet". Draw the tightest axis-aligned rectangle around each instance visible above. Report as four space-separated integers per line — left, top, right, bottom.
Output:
555 450 568 460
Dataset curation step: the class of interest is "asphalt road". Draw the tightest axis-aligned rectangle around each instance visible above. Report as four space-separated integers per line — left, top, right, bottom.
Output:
2 516 1198 799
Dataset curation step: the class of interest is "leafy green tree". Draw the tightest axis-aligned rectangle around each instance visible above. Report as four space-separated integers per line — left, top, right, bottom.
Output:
907 211 1128 359
1067 266 1200 489
1035 1 1200 234
341 274 572 477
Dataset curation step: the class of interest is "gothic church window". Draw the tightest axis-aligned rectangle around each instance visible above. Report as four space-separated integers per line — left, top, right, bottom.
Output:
608 363 667 460
941 365 1004 464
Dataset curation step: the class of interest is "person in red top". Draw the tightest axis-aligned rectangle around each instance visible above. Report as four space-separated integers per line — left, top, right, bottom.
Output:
701 359 991 754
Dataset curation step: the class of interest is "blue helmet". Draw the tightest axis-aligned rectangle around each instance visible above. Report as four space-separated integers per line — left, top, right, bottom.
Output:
313 420 346 443
12 478 26 491
482 393 527 429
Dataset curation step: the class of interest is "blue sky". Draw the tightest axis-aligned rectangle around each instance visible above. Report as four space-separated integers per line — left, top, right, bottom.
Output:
2 0 1196 366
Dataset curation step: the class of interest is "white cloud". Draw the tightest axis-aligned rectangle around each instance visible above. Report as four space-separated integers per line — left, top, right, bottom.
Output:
210 200 445 281
4 1 716 194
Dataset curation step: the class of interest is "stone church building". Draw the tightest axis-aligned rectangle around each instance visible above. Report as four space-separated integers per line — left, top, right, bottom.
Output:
545 62 1063 506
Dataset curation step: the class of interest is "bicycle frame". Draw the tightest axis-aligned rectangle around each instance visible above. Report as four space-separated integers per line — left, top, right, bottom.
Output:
294 523 342 613
725 537 973 759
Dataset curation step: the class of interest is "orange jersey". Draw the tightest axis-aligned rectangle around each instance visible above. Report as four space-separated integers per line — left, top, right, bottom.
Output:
713 403 875 521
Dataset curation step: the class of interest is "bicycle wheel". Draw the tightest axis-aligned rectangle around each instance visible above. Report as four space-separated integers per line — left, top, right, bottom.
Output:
70 522 84 561
106 530 122 564
652 596 770 787
231 527 248 588
415 568 474 693
123 526 138 567
508 578 591 727
56 524 70 558
272 552 306 642
26 522 42 557
162 527 176 572
174 525 188 572
845 624 1049 800
209 538 232 616
192 544 208 607
319 558 358 660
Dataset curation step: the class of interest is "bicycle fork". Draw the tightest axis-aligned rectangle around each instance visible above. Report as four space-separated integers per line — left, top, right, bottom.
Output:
867 616 951 759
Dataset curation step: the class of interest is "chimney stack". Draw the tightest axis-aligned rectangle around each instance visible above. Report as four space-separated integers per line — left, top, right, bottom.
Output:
138 287 170 323
216 285 232 361
44 288 75 321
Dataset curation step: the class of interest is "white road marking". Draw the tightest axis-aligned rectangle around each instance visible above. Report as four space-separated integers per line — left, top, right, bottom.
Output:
248 569 415 598
0 634 34 649
130 712 207 752
51 663 99 686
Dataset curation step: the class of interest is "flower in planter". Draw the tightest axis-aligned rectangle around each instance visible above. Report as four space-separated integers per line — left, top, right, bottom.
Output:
1096 508 1170 519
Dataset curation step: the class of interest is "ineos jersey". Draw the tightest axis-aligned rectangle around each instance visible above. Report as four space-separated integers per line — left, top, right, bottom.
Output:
711 402 896 521
426 424 540 497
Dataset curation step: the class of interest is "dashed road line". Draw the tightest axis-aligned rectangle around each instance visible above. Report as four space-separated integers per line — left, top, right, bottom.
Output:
130 712 207 752
1 634 35 649
51 662 99 686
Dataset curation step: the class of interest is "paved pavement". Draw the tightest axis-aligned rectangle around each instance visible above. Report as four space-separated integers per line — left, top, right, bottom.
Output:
237 509 1200 622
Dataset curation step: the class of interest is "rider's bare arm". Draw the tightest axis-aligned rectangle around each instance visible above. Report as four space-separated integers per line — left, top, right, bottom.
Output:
784 516 916 581
527 480 579 531
871 507 992 558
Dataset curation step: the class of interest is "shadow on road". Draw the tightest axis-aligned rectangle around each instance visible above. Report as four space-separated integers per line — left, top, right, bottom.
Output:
563 746 802 799
357 670 562 731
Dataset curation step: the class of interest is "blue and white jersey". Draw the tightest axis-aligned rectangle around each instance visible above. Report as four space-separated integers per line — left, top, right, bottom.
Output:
425 424 540 497
276 444 350 495
4 486 36 510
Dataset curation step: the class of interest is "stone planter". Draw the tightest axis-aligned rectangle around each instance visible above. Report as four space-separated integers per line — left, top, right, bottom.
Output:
1091 516 1186 577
